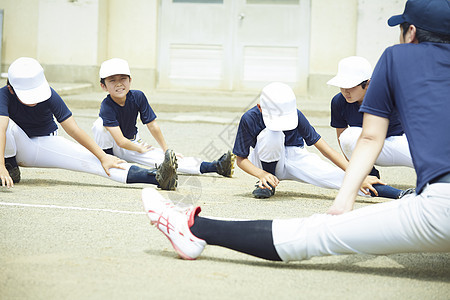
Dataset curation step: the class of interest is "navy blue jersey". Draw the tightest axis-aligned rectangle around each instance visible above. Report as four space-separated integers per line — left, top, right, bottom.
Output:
360 42 450 193
233 106 321 158
99 90 156 140
0 86 72 137
330 93 404 137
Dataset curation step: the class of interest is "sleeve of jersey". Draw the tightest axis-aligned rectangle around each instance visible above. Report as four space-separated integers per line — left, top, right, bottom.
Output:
0 90 9 117
297 111 321 146
232 116 254 158
330 94 347 128
136 91 157 124
48 89 72 123
360 49 395 119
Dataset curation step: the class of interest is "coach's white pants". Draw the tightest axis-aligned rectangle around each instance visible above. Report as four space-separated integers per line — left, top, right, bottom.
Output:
248 129 345 190
339 127 414 168
273 182 450 261
5 120 131 183
92 118 202 174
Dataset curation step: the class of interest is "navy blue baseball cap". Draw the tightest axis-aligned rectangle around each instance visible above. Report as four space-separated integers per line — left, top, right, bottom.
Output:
387 0 450 35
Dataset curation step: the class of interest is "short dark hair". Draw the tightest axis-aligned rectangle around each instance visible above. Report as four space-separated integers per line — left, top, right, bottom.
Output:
359 80 369 89
401 22 450 44
100 74 131 85
6 79 16 95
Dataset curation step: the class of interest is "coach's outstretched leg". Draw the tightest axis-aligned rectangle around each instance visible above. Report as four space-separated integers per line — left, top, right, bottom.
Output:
143 187 450 261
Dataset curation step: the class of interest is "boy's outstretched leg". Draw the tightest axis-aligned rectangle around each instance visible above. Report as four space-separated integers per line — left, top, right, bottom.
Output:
127 149 178 190
155 149 178 190
200 150 236 177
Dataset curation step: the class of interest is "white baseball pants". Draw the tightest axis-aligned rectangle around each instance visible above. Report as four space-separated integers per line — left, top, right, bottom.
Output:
273 182 450 261
92 118 202 175
5 120 131 183
339 127 414 167
248 128 346 190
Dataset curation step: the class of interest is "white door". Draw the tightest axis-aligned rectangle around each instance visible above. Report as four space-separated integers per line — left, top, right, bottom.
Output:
158 0 310 94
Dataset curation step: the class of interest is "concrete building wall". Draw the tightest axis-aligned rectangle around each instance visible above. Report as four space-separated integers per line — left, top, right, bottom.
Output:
0 0 407 95
309 0 358 96
104 0 158 91
1 0 40 62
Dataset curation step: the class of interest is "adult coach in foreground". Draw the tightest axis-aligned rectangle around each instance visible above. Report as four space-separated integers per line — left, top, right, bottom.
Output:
143 0 450 261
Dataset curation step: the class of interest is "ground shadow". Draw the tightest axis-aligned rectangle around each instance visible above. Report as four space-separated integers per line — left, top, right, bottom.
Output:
144 249 450 283
235 191 334 201
19 178 144 190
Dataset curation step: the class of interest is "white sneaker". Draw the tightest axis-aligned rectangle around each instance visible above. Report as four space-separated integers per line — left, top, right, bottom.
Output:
142 188 206 260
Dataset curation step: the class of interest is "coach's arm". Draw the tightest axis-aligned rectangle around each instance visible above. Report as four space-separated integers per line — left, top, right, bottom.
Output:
328 113 389 215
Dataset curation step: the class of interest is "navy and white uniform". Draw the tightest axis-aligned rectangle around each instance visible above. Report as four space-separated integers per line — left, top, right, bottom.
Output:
233 106 348 190
330 93 413 167
0 86 132 183
92 90 201 174
272 42 450 261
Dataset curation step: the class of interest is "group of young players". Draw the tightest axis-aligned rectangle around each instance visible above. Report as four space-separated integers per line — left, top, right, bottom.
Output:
0 58 235 191
1 0 449 263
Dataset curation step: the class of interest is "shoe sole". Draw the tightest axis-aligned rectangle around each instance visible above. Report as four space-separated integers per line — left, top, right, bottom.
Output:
219 151 236 178
252 186 275 199
252 193 273 199
159 230 197 260
157 150 178 190
6 165 21 184
142 188 198 260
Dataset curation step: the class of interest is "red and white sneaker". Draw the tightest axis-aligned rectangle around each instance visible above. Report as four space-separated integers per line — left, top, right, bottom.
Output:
142 188 206 260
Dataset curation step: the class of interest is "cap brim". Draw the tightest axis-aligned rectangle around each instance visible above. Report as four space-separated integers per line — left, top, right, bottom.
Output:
263 110 298 131
387 14 405 27
327 76 360 89
14 81 51 105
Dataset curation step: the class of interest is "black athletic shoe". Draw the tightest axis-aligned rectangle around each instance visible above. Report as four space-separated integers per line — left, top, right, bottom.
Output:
398 188 415 199
252 182 275 199
5 157 21 184
215 150 236 178
156 149 178 190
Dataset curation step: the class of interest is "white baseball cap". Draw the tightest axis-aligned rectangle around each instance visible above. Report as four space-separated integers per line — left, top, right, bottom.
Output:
327 56 372 89
259 82 298 131
99 58 131 79
7 57 51 105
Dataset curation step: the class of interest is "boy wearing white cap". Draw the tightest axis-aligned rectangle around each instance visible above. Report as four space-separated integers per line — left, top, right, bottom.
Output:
92 58 235 179
233 82 390 199
328 56 413 169
0 57 177 190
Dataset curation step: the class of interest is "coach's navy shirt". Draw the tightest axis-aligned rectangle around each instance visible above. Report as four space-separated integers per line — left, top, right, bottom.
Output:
0 86 72 137
233 106 321 158
330 92 404 137
99 90 156 140
360 42 450 193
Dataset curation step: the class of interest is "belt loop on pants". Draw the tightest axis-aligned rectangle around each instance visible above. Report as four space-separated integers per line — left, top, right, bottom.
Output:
429 172 450 184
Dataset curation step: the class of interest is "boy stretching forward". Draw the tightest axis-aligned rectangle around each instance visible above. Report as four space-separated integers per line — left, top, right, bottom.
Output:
232 81 407 199
92 58 235 181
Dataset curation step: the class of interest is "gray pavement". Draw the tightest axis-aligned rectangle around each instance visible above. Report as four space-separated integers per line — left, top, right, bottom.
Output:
0 84 449 299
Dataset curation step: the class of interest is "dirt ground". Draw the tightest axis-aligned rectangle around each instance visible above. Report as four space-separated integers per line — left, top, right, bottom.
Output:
0 93 449 299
